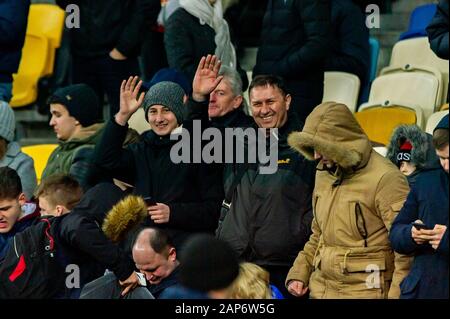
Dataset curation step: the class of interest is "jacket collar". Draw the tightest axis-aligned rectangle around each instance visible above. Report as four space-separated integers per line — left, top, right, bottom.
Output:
0 142 21 166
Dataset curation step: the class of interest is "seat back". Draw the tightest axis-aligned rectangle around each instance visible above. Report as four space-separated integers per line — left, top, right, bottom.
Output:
367 69 440 123
425 110 449 134
399 3 437 40
389 37 449 105
21 144 58 183
323 72 360 113
27 4 65 77
128 108 151 134
10 33 49 108
355 106 417 145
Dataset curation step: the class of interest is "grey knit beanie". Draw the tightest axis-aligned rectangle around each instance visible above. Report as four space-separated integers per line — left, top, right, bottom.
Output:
0 101 15 142
143 81 185 124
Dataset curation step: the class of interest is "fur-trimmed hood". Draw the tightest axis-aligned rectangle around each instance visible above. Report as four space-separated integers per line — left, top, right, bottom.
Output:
287 102 372 170
386 125 439 170
102 195 148 243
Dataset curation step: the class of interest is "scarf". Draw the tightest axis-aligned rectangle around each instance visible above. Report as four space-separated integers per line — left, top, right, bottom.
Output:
179 0 237 69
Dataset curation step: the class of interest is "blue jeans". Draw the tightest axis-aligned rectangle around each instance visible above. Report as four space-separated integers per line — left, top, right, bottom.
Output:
0 82 12 103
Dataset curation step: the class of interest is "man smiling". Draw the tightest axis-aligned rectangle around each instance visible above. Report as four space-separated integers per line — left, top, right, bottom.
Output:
94 72 223 250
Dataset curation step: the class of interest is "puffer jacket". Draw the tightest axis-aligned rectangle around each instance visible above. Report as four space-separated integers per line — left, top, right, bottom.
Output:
287 102 411 299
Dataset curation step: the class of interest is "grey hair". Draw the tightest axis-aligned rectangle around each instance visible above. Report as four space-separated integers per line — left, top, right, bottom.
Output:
219 65 243 97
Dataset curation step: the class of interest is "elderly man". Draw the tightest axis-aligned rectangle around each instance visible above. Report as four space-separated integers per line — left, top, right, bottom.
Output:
186 59 316 298
286 102 411 299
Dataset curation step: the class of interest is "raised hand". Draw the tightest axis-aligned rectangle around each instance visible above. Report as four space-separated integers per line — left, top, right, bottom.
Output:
192 54 223 102
116 76 145 126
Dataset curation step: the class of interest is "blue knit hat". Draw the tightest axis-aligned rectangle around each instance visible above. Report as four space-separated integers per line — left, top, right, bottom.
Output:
143 68 192 95
434 114 449 132
0 101 15 142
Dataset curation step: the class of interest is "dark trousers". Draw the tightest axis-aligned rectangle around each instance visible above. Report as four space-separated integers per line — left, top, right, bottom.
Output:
140 31 168 81
72 54 140 120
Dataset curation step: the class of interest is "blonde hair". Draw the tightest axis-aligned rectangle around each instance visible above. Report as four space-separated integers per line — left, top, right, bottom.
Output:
230 262 272 299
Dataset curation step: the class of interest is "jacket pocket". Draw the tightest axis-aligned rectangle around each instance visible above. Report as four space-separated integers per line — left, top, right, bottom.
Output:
349 202 368 246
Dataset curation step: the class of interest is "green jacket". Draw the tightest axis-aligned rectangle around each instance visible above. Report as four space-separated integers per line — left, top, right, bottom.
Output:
42 123 104 189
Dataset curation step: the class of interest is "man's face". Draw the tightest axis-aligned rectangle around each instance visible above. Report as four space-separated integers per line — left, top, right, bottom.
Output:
314 150 336 169
436 144 449 173
133 246 176 285
49 103 79 141
208 79 242 119
147 105 179 136
399 161 417 176
0 194 26 234
250 85 291 129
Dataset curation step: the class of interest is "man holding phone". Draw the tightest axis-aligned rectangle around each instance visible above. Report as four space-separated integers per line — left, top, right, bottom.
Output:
389 114 449 299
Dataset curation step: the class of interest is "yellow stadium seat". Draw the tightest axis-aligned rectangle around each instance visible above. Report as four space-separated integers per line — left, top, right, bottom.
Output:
10 33 49 108
355 106 418 146
360 69 438 127
440 103 449 111
323 71 361 113
21 144 58 183
27 4 65 77
10 4 65 108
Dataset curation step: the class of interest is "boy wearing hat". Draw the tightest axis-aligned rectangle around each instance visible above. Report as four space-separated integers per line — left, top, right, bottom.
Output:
390 114 449 298
42 84 105 190
0 102 37 200
42 84 139 190
387 124 440 186
94 72 223 250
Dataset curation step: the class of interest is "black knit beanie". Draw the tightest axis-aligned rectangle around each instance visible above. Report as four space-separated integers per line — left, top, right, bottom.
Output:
48 84 101 127
178 234 239 292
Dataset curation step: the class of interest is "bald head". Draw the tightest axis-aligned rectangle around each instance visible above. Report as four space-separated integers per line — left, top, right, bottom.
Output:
132 228 178 285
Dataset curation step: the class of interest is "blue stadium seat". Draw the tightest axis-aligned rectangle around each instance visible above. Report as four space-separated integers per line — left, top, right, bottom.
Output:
399 3 437 41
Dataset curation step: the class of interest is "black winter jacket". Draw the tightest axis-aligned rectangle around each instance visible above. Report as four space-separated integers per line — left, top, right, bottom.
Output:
0 0 30 83
325 0 370 84
93 117 223 249
427 0 449 60
55 0 152 58
164 8 249 91
253 0 330 95
217 115 316 267
55 183 135 298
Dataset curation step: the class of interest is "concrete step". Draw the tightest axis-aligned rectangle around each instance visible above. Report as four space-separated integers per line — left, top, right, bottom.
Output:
392 0 435 13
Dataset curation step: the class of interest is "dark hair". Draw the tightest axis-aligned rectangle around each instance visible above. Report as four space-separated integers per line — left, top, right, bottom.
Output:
249 75 288 98
0 167 22 200
35 174 83 210
433 128 449 150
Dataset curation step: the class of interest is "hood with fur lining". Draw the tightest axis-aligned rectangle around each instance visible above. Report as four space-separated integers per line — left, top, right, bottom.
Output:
287 102 372 170
386 124 439 170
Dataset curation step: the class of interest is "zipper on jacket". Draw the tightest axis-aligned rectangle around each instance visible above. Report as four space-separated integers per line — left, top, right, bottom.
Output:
355 202 368 247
